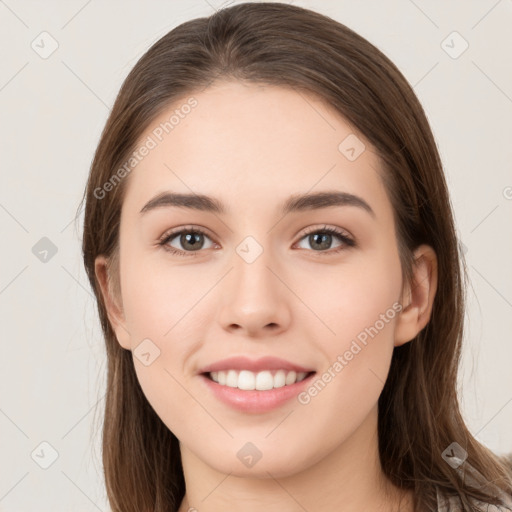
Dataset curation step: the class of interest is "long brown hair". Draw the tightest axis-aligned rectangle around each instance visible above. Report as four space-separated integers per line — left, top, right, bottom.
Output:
79 3 512 511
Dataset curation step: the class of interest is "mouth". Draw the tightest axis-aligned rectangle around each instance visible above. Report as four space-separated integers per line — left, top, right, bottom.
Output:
202 369 316 391
197 355 316 412
200 369 317 413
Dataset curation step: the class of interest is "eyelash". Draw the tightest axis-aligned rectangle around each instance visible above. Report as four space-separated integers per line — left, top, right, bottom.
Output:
157 224 356 258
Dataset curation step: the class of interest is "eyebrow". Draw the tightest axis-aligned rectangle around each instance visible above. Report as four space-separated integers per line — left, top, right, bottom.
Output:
139 190 375 218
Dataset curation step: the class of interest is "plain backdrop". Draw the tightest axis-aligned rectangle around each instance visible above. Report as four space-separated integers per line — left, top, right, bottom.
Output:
1 0 511 510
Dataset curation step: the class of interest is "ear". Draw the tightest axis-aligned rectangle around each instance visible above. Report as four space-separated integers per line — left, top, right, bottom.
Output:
394 244 438 347
94 255 131 350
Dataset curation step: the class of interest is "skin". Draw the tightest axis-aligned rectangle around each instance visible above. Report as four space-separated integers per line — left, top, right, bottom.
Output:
95 80 437 512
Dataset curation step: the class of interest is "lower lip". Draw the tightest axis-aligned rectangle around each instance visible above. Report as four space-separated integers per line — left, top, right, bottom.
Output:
199 372 315 413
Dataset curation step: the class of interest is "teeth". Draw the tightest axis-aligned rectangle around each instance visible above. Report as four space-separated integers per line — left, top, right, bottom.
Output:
209 369 309 390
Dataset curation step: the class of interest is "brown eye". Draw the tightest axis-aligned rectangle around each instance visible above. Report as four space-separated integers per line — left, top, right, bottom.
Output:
296 226 355 254
159 227 215 256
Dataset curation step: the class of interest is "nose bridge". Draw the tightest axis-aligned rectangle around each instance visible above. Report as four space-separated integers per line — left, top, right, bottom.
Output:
216 230 290 334
231 233 275 295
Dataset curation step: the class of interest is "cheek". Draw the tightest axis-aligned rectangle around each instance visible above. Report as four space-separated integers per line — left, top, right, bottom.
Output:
300 248 402 405
119 249 207 341
118 253 209 414
295 248 402 344
296 295 399 445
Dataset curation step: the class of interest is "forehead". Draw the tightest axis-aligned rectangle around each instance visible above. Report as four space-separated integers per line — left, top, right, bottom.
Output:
122 80 389 218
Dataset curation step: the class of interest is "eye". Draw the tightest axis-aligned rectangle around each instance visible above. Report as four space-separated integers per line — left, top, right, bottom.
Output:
295 225 355 255
158 226 216 257
158 224 355 257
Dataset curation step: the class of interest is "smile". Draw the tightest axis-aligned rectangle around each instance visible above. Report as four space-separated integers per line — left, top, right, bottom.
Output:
207 369 311 390
200 371 316 413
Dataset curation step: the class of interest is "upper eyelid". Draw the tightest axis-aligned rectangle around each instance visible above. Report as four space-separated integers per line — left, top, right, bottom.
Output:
159 225 214 242
300 224 352 239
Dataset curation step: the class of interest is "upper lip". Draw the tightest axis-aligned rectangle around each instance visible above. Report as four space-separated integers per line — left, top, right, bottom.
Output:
198 356 315 375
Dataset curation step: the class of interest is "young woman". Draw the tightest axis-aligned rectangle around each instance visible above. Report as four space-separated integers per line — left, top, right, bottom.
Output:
80 3 512 511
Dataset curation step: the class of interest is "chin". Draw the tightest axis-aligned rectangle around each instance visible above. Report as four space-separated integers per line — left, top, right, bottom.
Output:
198 443 316 479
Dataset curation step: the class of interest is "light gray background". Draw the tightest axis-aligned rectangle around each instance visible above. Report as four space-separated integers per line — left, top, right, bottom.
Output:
1 0 511 510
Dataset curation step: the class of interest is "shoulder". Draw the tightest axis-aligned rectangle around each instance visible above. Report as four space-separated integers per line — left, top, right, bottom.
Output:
436 451 512 511
436 486 512 512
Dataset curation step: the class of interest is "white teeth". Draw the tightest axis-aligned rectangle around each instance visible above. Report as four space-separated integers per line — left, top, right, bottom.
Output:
254 370 273 390
226 370 238 388
285 370 297 385
274 369 286 388
216 371 226 385
209 369 309 390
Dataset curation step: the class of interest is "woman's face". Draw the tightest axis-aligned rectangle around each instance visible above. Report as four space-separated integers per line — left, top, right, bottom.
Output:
100 80 411 477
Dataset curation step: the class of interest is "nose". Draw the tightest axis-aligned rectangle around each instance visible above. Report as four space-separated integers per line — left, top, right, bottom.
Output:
217 243 291 337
